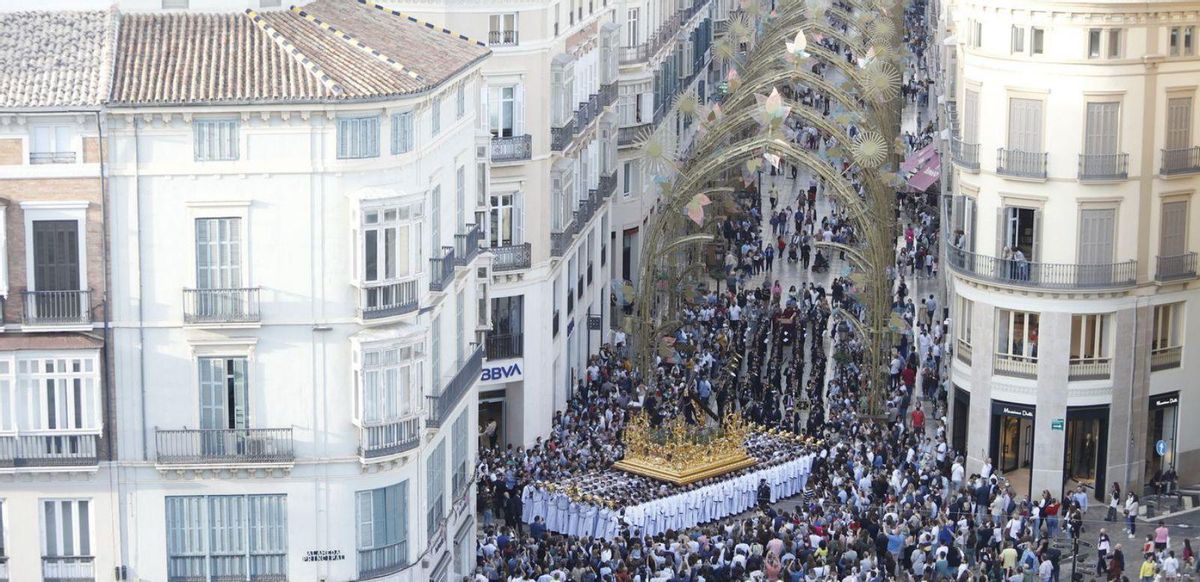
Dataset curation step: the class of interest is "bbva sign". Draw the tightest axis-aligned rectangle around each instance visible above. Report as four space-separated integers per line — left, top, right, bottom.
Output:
480 359 524 385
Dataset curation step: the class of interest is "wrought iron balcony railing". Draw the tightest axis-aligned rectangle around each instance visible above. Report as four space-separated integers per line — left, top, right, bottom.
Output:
359 278 418 319
30 151 76 165
359 416 421 459
551 119 575 151
1156 252 1198 282
490 243 531 272
599 171 618 198
429 246 456 292
1078 153 1129 180
947 247 1136 289
0 434 98 468
358 541 408 581
1161 146 1200 175
488 30 518 46
22 290 90 326
490 134 532 162
154 427 294 465
42 556 93 582
618 123 652 146
950 138 979 170
996 148 1048 179
183 287 261 324
486 332 524 360
426 345 484 427
454 224 483 266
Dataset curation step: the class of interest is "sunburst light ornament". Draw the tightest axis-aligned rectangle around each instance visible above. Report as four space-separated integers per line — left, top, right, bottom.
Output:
862 60 901 103
850 131 888 169
637 128 677 178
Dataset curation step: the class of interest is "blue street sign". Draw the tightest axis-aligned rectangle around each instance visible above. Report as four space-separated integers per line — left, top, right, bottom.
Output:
1156 440 1169 457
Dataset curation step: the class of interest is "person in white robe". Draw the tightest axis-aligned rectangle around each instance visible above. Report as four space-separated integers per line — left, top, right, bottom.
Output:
521 484 536 523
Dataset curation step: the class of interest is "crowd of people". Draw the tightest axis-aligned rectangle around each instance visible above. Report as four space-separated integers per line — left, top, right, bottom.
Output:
467 0 1184 580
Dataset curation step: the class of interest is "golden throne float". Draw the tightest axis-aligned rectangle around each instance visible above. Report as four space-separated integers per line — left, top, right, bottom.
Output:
614 410 757 485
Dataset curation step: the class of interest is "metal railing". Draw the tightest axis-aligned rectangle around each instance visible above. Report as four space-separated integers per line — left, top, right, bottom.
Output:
427 345 484 427
600 82 618 108
1151 346 1183 371
358 541 408 581
1157 252 1197 282
993 354 1038 379
488 30 519 46
486 332 523 360
359 416 421 459
618 123 652 146
620 12 685 64
947 247 1137 289
996 148 1048 179
1068 357 1112 380
22 290 90 326
550 119 575 151
950 138 979 170
183 287 261 324
1161 146 1200 175
1077 153 1129 180
0 434 98 468
490 134 532 162
42 556 94 582
551 228 575 257
490 243 531 272
454 224 483 266
956 339 972 365
429 246 456 292
360 278 418 319
600 172 617 198
30 151 76 165
155 427 293 465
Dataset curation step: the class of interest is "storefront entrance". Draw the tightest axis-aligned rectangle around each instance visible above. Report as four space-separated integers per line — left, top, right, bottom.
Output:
1064 406 1108 499
1147 392 1180 480
952 387 969 456
479 392 506 449
990 400 1035 496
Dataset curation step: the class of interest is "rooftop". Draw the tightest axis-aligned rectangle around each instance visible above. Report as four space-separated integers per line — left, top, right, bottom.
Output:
0 10 115 109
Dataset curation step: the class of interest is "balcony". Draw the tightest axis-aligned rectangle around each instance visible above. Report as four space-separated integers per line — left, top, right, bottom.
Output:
618 123 651 146
154 427 294 466
42 556 93 582
183 287 261 325
22 290 90 326
429 246 456 292
1077 153 1129 181
1156 252 1197 282
30 151 76 165
996 148 1048 179
359 278 418 320
454 224 483 266
551 119 576 151
956 339 972 365
426 345 484 427
1161 146 1200 175
486 332 523 360
600 171 617 198
490 243 531 272
620 12 686 65
358 541 408 581
359 416 421 460
488 30 518 46
490 134 532 162
0 434 99 469
950 138 979 171
947 247 1137 290
993 354 1037 379
551 228 574 257
1068 357 1111 381
600 82 618 108
1151 346 1183 371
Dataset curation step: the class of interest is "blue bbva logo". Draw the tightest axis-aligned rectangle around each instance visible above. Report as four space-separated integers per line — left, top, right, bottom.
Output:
481 363 522 382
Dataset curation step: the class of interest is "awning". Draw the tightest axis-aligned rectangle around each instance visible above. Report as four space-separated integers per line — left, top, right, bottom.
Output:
942 35 957 46
901 143 938 173
906 153 942 191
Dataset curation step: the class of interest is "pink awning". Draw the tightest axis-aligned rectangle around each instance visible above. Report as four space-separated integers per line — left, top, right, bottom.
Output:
901 143 938 173
907 154 941 191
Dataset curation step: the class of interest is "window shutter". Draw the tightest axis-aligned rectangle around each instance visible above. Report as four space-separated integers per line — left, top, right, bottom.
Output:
514 192 525 244
1085 102 1119 155
1031 208 1043 263
231 358 248 429
515 84 526 135
996 207 1005 258
356 491 374 549
965 198 977 252
1161 200 1188 256
1167 97 1193 150
963 90 979 144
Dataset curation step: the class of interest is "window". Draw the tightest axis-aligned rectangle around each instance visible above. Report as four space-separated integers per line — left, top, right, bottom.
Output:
551 161 575 231
357 482 409 577
42 499 91 571
456 166 467 230
488 192 522 246
971 20 982 48
337 117 380 159
1030 27 1045 55
622 161 633 195
489 295 524 358
431 97 442 137
627 8 640 46
456 86 466 119
30 219 84 318
426 441 446 538
391 112 414 155
956 296 973 346
1108 29 1122 58
1167 97 1193 151
2 354 101 435
1001 206 1040 264
456 289 467 367
1083 102 1120 159
1011 25 1025 53
488 85 520 138
996 309 1040 360
195 218 243 290
1007 97 1044 152
1153 303 1184 357
198 357 248 460
431 314 442 387
359 343 423 424
29 125 75 164
361 202 423 284
1160 200 1189 259
489 13 518 45
165 495 288 582
1170 26 1195 57
193 119 239 161
1088 29 1102 58
1070 314 1110 364
452 412 468 495
430 184 442 253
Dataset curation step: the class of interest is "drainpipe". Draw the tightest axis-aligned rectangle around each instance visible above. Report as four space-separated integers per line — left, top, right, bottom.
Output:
133 116 148 462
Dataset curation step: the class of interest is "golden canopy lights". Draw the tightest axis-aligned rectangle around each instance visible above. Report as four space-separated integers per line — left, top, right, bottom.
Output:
613 411 757 485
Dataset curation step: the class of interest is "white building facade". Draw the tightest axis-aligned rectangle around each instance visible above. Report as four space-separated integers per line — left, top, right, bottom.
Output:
941 0 1200 498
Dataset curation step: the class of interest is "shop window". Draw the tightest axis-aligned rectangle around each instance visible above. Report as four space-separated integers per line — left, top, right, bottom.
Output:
994 309 1039 378
1069 314 1111 380
1152 303 1184 371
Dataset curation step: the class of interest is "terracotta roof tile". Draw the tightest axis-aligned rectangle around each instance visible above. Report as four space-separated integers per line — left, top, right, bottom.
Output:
0 10 114 108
